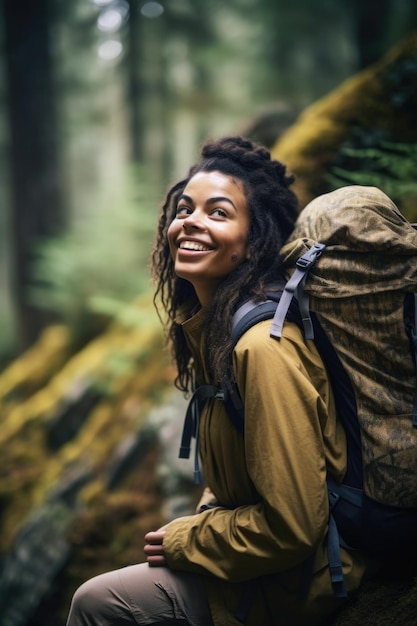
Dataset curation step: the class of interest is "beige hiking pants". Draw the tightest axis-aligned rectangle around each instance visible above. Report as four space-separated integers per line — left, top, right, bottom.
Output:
66 562 214 626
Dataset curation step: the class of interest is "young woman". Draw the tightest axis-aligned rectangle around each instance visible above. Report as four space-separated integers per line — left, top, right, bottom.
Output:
66 137 371 626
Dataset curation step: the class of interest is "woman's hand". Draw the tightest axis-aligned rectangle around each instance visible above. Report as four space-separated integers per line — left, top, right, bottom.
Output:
144 526 167 566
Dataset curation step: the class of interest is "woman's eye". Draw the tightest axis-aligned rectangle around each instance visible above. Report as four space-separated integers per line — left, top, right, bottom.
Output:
212 208 228 217
176 205 191 216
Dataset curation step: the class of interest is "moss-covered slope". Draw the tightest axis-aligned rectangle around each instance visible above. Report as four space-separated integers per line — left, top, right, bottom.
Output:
0 297 176 625
272 34 417 221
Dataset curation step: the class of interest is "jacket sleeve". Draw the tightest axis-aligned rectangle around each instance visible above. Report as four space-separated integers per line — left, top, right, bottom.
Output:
163 322 345 582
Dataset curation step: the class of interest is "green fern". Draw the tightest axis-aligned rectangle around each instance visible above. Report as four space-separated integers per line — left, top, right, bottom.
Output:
327 139 417 200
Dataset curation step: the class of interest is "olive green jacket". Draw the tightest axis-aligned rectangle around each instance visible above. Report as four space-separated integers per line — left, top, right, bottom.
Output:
163 309 371 625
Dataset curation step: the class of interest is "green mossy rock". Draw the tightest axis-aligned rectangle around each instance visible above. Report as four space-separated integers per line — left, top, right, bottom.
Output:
271 34 417 221
0 298 175 625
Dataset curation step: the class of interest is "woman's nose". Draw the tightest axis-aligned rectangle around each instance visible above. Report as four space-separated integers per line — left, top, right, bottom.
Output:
182 210 204 230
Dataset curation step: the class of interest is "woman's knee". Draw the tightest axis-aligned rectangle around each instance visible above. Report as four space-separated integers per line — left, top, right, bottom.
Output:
67 565 212 626
67 570 128 625
69 575 109 621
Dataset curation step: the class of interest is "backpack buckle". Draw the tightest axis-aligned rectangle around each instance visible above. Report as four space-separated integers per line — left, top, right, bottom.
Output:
296 243 326 270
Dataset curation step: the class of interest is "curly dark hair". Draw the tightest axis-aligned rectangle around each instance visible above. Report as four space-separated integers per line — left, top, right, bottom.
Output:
151 136 298 393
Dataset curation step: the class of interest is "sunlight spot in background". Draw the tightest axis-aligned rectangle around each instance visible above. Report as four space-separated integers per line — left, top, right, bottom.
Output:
98 39 123 61
141 2 164 18
96 0 129 31
98 9 124 32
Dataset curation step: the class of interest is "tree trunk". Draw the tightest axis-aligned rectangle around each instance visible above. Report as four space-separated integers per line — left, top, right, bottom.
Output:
125 0 147 163
3 0 67 349
350 0 393 68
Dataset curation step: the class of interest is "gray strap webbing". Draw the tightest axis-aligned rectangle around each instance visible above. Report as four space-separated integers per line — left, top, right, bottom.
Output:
270 243 326 340
328 514 348 599
297 275 314 340
327 478 363 509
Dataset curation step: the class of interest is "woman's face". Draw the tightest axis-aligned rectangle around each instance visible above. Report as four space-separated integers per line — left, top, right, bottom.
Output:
168 170 250 305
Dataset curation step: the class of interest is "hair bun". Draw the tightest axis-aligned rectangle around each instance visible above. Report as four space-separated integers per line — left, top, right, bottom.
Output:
201 136 270 166
200 135 295 184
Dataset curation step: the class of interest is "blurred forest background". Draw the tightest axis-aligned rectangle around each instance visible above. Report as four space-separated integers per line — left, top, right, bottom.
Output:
1 0 417 361
0 1 417 625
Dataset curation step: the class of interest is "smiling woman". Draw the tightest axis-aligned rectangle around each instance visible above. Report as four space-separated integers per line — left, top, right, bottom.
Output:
167 171 250 305
65 137 377 626
152 137 298 391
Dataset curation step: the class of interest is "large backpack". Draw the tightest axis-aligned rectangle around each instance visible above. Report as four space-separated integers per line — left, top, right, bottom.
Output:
179 185 417 598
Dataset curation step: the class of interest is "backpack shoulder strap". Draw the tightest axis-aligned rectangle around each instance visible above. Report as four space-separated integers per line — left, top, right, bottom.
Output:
225 297 286 433
232 300 282 346
270 242 326 340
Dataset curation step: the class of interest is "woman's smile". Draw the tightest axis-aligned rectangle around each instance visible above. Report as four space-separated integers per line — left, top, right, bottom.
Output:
168 170 250 305
177 238 214 252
